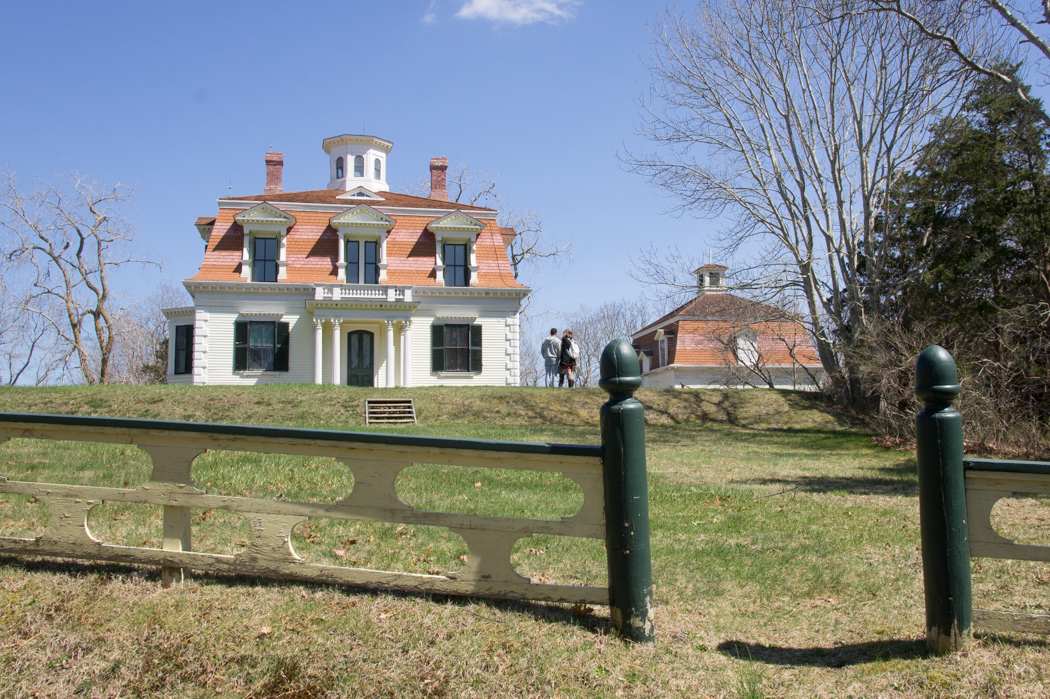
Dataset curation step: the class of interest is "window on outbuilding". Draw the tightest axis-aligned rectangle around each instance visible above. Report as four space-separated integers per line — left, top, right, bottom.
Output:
234 320 289 372
354 155 364 178
174 324 193 375
431 323 482 373
736 331 759 368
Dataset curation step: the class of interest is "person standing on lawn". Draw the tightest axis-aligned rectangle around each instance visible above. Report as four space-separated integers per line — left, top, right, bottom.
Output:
541 328 562 387
558 329 579 387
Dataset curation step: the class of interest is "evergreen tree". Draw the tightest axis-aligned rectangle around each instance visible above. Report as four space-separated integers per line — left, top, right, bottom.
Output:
874 69 1050 450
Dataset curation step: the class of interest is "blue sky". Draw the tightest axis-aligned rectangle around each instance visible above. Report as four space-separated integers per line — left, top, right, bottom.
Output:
0 1 712 316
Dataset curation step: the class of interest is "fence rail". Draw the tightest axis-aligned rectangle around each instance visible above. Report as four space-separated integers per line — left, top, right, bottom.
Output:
915 345 1050 653
0 339 656 642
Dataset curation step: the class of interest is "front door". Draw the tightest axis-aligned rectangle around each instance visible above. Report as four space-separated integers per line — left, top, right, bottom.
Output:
346 330 374 387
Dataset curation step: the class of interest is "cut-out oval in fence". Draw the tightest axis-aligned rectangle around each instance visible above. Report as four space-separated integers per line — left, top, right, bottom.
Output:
0 438 151 488
990 494 1050 547
0 494 51 540
87 503 164 548
511 534 607 587
396 463 584 520
290 518 467 575
191 452 354 503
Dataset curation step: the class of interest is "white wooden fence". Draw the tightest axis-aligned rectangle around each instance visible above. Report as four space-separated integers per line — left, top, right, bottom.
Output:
0 413 606 604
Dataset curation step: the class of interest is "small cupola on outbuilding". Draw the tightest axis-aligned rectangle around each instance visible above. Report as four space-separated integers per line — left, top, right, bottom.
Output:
323 134 393 193
694 263 729 293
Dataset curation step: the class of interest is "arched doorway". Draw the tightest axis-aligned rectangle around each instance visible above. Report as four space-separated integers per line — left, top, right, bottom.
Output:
346 330 374 387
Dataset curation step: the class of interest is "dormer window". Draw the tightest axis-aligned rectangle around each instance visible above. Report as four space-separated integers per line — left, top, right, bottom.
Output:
336 157 344 179
252 237 278 282
374 159 382 180
346 239 380 285
443 243 470 287
330 204 395 284
235 203 295 282
354 155 364 178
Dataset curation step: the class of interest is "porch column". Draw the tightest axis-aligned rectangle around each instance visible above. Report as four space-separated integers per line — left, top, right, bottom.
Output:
331 320 341 386
385 320 395 387
313 320 324 385
401 320 412 388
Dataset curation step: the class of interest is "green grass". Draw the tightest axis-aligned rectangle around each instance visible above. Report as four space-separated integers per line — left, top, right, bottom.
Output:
0 384 1047 698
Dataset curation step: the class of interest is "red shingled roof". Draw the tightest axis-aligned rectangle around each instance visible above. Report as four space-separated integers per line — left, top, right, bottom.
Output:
641 292 790 335
222 188 493 212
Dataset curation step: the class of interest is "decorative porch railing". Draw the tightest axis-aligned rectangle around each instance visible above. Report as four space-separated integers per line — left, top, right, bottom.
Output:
914 345 1050 654
0 339 654 642
314 284 414 303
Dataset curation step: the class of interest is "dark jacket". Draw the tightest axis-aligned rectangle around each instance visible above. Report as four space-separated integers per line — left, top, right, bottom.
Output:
559 337 576 367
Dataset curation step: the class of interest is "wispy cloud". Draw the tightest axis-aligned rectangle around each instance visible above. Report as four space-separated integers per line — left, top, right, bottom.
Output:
455 0 580 25
423 0 439 24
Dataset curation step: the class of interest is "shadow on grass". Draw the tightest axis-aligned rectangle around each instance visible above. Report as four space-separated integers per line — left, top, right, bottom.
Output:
717 638 925 667
0 556 612 636
741 460 918 496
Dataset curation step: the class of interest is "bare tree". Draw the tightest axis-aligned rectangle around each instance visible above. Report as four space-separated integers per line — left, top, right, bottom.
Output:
560 299 654 387
0 274 72 385
103 284 189 385
867 0 1050 127
0 173 157 385
405 162 572 281
628 0 967 407
705 295 825 389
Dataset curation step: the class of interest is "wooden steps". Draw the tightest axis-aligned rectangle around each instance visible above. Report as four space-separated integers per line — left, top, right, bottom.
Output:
365 398 417 425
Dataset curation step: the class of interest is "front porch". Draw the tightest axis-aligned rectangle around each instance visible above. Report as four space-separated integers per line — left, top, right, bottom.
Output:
308 287 418 387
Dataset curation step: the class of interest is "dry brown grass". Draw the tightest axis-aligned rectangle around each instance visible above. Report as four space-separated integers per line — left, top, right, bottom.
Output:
0 384 1046 698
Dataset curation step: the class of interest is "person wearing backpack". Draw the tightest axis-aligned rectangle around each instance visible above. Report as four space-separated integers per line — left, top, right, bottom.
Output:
558 329 579 387
540 328 561 387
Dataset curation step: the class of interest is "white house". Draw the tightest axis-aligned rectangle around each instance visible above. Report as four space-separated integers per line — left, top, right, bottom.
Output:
163 134 529 387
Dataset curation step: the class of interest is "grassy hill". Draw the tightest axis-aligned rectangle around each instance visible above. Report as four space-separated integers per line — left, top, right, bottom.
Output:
0 385 1045 698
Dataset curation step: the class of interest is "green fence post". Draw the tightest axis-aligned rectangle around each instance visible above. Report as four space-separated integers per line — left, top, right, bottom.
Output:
599 339 655 643
914 345 972 654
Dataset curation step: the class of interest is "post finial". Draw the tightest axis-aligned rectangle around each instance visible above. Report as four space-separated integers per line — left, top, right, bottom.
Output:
915 345 960 406
599 339 642 397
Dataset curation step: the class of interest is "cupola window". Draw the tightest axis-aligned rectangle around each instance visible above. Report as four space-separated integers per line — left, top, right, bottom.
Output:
354 155 364 178
374 159 382 180
336 157 344 179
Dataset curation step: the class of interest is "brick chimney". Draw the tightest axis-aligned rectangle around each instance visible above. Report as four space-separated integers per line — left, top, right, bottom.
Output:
429 157 448 201
264 152 284 194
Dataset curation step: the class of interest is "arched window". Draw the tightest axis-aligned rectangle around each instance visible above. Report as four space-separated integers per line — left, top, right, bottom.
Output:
335 157 344 179
374 159 382 180
736 331 759 368
354 155 364 178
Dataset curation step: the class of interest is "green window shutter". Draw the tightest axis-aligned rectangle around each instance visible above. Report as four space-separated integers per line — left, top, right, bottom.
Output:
470 324 483 373
275 322 290 372
186 325 194 374
431 323 445 372
234 321 248 371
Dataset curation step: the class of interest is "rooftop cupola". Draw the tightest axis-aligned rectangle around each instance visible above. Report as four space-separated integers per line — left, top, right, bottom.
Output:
693 263 728 294
323 134 393 193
